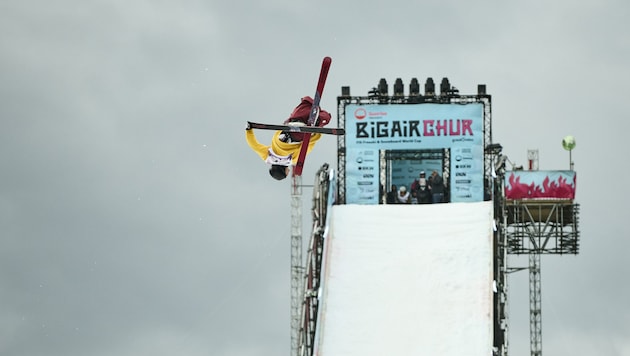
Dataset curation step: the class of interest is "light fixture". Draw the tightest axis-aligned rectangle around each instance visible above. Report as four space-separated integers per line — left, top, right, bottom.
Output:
409 78 420 96
378 78 388 96
393 78 404 96
440 77 450 95
424 77 435 96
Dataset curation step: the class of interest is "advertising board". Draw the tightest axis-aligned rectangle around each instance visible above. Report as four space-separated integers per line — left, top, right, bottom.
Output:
344 103 484 204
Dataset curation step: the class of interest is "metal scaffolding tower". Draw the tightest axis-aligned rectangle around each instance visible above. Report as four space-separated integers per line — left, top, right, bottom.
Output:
502 199 579 356
291 165 335 356
529 253 542 356
290 174 303 356
297 164 334 356
499 149 580 356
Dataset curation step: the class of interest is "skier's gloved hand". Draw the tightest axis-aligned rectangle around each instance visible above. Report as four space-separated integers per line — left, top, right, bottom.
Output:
246 122 251 130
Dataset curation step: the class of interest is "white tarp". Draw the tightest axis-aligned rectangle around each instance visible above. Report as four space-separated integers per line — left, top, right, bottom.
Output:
315 202 494 356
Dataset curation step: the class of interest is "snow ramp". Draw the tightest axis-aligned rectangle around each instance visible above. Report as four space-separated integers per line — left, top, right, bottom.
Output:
314 202 494 356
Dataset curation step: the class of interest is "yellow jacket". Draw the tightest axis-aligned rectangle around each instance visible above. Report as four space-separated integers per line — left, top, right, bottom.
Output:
246 129 322 165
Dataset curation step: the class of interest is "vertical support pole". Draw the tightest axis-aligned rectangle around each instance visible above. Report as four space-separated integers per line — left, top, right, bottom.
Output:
496 171 509 356
499 245 509 356
290 174 303 356
527 149 539 171
380 150 386 204
529 253 542 356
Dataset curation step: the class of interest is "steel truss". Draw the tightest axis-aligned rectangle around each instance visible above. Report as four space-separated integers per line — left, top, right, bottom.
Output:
529 253 542 356
489 148 509 356
500 198 580 356
290 174 303 356
297 164 334 356
504 200 580 255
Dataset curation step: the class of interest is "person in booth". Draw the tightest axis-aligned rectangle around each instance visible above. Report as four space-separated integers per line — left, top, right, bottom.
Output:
428 170 445 203
397 186 411 204
413 171 432 204
386 184 398 204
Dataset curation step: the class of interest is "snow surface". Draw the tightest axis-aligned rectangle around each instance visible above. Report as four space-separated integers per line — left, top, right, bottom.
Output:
315 202 494 356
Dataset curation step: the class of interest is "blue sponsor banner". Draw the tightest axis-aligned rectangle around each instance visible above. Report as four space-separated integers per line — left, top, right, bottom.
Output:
345 103 484 204
346 148 380 204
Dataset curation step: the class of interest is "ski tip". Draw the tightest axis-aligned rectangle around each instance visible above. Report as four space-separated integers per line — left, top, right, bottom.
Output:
323 56 332 64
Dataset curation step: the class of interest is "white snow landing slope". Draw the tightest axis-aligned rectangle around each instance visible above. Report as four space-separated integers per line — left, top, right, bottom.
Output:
315 202 494 356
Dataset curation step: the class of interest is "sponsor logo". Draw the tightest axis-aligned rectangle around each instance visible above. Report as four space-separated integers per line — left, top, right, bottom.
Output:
354 108 367 120
359 187 377 193
356 156 375 163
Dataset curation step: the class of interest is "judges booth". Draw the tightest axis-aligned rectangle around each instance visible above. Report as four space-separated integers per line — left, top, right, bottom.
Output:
503 170 579 254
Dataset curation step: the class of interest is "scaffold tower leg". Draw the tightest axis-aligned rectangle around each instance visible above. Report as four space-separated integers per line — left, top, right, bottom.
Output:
529 253 542 356
290 173 303 356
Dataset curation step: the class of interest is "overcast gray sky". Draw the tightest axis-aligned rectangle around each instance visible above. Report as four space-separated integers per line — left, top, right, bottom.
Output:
1 0 629 355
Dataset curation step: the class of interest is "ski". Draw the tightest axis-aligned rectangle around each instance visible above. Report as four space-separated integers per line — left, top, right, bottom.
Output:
247 121 344 136
293 56 332 176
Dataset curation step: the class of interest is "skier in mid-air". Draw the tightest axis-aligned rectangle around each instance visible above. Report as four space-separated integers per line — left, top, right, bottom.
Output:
245 96 331 180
